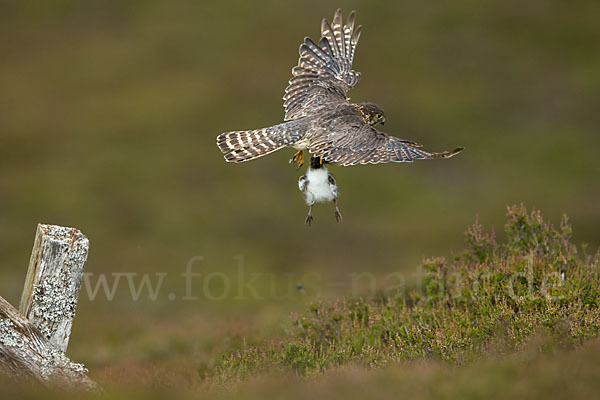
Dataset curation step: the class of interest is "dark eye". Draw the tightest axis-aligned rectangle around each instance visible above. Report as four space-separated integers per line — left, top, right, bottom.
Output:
376 114 382 118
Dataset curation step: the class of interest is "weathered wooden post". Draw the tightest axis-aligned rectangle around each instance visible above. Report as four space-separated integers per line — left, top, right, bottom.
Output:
0 224 97 390
19 224 89 352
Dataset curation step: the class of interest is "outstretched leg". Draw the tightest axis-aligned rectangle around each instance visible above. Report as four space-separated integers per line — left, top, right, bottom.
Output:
334 198 342 223
305 205 313 226
289 150 304 169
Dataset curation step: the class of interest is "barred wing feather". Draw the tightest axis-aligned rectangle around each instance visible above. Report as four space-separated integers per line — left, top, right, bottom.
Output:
307 120 464 166
283 9 362 121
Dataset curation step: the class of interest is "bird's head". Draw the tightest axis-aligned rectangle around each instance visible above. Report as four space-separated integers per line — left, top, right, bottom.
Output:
357 102 386 126
309 156 328 169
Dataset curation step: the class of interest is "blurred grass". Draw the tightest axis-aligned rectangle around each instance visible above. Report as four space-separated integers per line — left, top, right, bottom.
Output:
213 206 600 380
6 338 600 399
204 337 600 400
1 0 599 397
212 338 600 400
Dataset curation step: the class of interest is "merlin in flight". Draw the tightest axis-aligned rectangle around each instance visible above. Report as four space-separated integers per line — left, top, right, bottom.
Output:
217 8 463 167
217 9 463 223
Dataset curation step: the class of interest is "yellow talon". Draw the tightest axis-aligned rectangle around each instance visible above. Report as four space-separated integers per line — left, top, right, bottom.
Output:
290 151 304 169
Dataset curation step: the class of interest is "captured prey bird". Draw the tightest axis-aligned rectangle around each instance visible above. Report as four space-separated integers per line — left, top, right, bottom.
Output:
216 9 463 222
299 156 341 225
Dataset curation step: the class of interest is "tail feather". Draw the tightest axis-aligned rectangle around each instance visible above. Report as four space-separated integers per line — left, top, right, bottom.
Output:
216 128 287 163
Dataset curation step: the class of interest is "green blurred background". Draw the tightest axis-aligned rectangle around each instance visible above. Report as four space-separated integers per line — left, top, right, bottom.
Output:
1 0 599 385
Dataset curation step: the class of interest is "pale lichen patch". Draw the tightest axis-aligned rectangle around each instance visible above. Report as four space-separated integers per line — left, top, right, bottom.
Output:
0 319 26 348
39 346 88 381
32 276 77 338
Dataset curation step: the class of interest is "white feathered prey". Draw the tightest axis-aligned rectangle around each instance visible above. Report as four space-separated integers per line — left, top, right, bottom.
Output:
298 157 342 225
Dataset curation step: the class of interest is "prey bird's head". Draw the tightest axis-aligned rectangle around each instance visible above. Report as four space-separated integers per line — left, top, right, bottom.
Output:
357 102 386 126
309 156 328 169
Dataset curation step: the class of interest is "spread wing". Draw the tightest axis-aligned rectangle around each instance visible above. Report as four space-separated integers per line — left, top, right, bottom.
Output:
306 115 464 166
283 9 362 121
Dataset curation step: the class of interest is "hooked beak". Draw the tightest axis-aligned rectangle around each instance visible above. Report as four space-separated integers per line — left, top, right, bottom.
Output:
380 119 386 126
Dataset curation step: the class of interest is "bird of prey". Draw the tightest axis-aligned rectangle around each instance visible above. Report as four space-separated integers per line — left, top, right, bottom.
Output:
216 8 463 168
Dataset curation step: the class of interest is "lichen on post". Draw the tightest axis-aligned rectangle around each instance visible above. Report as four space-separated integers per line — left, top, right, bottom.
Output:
19 224 90 353
0 295 95 389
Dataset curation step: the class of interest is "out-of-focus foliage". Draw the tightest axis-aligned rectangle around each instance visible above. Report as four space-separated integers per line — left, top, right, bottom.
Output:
216 206 600 379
